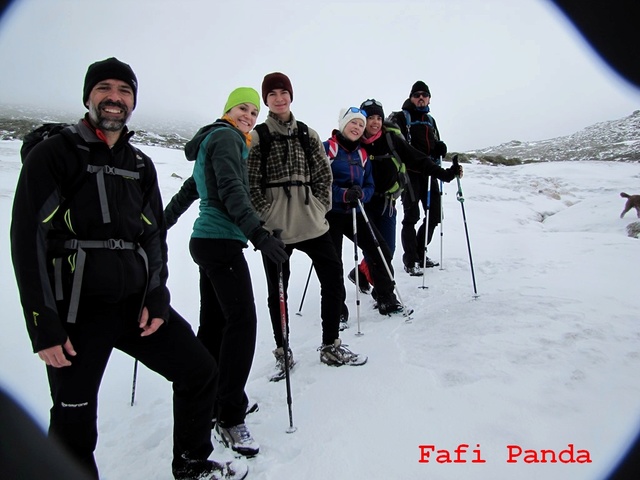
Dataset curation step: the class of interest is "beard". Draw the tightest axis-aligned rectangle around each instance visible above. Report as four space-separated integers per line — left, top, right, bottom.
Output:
88 100 132 131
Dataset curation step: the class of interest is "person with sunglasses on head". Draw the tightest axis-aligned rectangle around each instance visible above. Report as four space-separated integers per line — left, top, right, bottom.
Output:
389 81 455 275
324 107 403 317
247 72 362 375
350 99 462 292
164 87 289 460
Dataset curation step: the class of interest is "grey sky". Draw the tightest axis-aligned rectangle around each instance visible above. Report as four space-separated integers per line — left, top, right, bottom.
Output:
1 0 638 151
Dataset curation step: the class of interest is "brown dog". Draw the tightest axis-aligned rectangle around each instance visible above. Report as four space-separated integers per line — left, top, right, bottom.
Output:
620 192 640 218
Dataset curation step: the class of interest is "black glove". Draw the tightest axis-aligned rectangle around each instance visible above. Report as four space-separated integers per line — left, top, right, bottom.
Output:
432 140 447 159
253 229 289 264
344 185 363 205
451 154 463 178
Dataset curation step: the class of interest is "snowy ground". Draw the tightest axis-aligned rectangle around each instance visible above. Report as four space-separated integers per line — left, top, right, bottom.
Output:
1 138 639 480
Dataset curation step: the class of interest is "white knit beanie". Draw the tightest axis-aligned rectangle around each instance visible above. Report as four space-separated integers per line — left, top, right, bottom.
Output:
338 107 367 133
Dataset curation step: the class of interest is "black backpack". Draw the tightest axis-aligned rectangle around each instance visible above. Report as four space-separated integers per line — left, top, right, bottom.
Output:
253 121 314 201
20 123 75 163
20 122 148 323
21 122 147 222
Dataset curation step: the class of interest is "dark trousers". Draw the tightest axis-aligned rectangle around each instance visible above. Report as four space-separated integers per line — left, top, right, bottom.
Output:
46 297 217 479
261 231 343 347
326 209 395 301
363 195 398 259
190 238 256 428
400 172 442 267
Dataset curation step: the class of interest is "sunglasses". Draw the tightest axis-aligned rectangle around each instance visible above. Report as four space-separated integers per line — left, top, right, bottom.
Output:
343 107 367 118
412 92 430 99
361 99 382 108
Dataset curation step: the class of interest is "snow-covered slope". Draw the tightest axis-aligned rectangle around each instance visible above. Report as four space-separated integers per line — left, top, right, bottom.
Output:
1 137 639 479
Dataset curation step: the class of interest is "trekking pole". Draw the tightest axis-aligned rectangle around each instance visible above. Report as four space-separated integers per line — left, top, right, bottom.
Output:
295 263 314 316
438 156 445 270
356 199 412 319
419 177 431 290
130 359 138 406
352 206 363 336
453 156 479 298
273 229 297 433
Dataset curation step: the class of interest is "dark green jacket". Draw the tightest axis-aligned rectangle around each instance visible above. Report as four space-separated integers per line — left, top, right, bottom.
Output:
176 120 264 244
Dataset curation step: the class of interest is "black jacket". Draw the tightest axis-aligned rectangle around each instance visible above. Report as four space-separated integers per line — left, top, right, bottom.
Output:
11 117 170 352
362 127 455 194
390 100 441 163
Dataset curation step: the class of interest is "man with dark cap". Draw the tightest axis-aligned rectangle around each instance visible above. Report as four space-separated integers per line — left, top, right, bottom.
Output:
10 57 248 480
353 98 461 292
390 81 450 275
247 72 366 380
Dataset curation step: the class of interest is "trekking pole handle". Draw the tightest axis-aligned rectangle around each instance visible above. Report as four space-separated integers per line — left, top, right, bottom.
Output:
452 155 464 203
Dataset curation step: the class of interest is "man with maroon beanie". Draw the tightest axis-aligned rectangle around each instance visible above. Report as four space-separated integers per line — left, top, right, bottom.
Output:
247 72 366 379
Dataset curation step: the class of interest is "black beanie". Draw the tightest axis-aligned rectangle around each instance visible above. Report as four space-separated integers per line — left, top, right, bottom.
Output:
360 99 384 119
410 80 431 97
83 57 138 109
261 72 293 105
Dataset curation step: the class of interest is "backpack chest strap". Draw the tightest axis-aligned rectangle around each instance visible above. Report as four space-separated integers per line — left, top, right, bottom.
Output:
86 164 141 223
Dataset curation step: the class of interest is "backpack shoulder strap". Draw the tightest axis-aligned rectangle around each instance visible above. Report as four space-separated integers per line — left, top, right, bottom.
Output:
357 146 367 168
52 127 92 214
295 121 312 161
402 110 412 143
327 138 338 161
384 132 402 169
253 123 271 193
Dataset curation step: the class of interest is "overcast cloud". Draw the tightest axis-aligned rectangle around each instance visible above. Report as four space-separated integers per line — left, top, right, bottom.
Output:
0 0 638 151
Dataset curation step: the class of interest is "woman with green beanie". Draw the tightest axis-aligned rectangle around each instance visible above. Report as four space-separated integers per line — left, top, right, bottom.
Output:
164 87 288 458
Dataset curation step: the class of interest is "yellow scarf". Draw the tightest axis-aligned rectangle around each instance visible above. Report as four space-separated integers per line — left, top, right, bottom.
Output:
222 114 252 147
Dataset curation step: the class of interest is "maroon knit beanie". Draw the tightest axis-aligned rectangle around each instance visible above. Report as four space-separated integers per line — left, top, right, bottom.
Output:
261 72 293 105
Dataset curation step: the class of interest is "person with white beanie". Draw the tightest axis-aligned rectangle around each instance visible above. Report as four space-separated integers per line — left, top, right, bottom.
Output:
323 107 404 316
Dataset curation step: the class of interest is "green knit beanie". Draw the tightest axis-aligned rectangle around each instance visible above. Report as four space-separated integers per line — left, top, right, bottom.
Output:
223 87 261 114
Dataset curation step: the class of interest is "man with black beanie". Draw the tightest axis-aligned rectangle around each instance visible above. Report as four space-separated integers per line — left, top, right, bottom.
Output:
390 81 454 275
10 57 248 480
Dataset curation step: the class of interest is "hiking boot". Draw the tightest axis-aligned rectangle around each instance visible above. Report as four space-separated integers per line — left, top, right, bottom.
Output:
339 302 349 331
211 401 259 430
404 263 423 276
319 339 367 366
215 422 260 457
348 267 371 294
420 257 439 268
339 313 349 331
378 297 403 315
172 455 248 480
269 347 295 382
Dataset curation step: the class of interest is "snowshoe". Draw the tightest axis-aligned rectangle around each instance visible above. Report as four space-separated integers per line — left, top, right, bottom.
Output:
173 456 248 480
319 339 367 366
